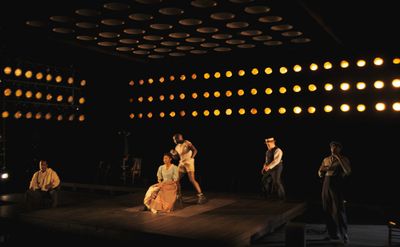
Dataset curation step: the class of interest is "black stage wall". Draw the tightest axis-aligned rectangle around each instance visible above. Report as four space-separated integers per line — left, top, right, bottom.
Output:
4 102 399 205
1 35 398 206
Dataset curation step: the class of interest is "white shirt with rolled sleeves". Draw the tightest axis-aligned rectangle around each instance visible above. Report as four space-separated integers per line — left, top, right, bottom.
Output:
265 148 283 170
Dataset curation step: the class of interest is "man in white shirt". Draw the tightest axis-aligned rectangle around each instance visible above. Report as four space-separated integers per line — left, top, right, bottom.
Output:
261 137 286 201
26 159 61 209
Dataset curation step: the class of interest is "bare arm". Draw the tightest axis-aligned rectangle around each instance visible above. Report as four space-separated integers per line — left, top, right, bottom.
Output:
333 155 351 176
187 141 198 158
318 158 329 177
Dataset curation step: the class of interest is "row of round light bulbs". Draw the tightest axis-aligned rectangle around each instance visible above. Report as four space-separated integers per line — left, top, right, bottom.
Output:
1 111 85 121
129 102 400 119
129 57 400 86
130 79 400 103
3 88 86 104
2 67 87 86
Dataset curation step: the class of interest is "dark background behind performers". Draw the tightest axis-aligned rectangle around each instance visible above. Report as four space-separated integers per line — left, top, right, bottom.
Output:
1 23 399 206
3 62 398 206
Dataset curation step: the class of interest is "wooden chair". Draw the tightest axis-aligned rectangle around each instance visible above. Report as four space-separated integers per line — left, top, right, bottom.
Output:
131 158 142 185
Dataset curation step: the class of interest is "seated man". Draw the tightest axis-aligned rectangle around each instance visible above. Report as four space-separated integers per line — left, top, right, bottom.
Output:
26 159 61 209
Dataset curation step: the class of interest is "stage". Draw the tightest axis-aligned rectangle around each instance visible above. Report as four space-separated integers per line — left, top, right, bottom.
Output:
0 184 306 246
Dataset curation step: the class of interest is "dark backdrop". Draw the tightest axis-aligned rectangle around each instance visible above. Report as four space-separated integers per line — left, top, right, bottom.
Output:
1 26 399 206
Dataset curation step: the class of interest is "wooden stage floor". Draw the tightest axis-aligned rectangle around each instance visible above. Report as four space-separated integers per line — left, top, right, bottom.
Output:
0 187 306 246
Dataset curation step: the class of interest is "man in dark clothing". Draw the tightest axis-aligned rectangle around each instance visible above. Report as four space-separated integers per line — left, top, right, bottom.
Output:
318 141 351 244
261 137 286 201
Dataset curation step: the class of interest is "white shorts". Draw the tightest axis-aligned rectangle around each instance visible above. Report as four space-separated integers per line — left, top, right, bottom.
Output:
178 158 195 173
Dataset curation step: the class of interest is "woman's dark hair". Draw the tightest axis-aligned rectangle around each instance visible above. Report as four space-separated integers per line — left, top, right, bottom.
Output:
163 152 173 159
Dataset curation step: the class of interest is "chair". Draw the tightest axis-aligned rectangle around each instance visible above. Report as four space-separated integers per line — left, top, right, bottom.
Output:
131 158 142 185
388 220 400 246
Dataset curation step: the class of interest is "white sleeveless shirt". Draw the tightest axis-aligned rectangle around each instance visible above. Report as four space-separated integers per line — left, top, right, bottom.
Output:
175 140 193 162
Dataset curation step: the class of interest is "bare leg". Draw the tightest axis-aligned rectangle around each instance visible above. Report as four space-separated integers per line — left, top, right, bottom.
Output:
188 171 207 204
187 171 202 194
177 171 183 195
